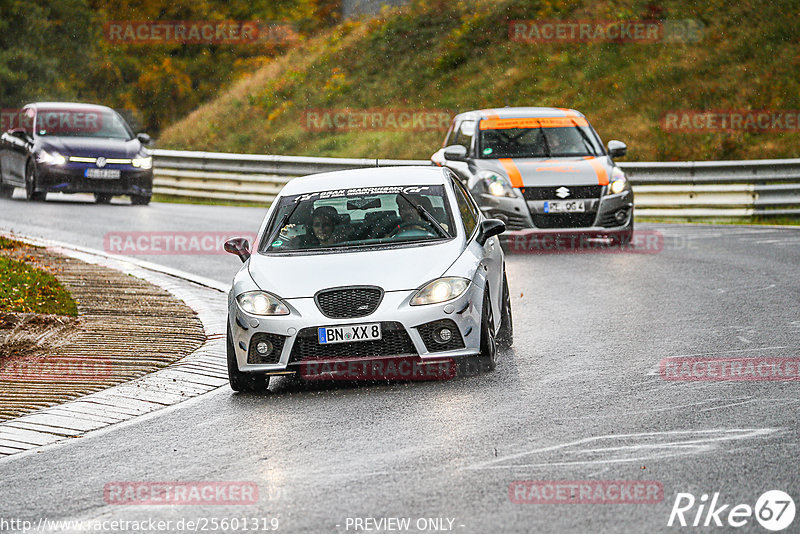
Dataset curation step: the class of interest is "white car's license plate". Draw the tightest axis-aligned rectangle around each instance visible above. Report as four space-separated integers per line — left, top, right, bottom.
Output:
85 168 121 179
544 200 585 213
318 323 382 344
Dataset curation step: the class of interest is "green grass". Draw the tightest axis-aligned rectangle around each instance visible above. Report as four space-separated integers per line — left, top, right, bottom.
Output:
152 194 272 208
158 0 800 162
0 256 78 316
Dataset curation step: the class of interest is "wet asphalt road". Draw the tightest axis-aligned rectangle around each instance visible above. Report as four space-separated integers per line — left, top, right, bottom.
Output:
1 192 799 533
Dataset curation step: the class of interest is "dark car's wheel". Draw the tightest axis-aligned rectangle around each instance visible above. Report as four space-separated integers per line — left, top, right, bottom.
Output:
25 161 46 202
464 288 497 375
497 271 513 349
227 325 270 392
94 193 113 204
130 194 151 206
0 161 14 199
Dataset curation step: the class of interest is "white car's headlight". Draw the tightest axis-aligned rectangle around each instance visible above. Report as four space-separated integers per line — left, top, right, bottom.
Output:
236 291 290 316
37 150 66 165
479 170 515 198
132 156 152 169
411 277 470 306
609 167 629 194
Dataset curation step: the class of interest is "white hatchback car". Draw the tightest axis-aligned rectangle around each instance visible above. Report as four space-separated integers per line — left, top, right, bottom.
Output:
224 166 512 391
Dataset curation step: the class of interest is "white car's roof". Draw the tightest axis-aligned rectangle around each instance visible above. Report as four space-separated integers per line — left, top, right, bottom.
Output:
279 166 448 196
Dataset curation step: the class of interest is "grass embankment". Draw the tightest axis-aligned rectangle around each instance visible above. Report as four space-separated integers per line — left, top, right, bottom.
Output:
158 0 800 162
0 237 78 317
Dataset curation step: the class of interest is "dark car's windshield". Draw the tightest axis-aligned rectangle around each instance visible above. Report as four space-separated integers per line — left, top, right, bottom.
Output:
259 185 454 253
477 117 604 158
34 109 134 139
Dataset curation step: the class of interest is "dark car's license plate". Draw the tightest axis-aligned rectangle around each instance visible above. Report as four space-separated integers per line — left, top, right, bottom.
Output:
85 169 121 179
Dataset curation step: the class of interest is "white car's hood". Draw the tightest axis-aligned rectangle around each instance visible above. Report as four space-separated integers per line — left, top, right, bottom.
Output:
247 240 462 298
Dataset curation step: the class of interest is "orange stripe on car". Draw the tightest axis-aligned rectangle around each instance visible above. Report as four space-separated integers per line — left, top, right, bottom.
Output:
499 158 523 188
587 158 609 185
479 117 588 130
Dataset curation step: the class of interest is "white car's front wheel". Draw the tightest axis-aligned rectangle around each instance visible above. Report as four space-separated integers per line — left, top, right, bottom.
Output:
227 325 270 392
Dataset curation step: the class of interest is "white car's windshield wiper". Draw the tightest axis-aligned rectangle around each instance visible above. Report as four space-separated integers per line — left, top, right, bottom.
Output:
396 191 450 238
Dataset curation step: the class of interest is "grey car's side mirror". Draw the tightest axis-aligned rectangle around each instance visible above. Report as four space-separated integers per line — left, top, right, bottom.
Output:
137 132 152 145
443 144 468 162
607 140 627 158
225 238 251 263
476 219 506 246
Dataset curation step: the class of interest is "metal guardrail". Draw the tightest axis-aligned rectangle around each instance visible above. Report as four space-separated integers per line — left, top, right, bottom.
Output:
152 149 800 217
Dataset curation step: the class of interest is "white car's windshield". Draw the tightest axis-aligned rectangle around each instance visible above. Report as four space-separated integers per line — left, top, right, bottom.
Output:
477 117 603 158
260 185 454 253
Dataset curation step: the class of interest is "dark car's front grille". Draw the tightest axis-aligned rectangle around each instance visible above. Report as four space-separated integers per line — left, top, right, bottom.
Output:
416 319 465 353
247 333 286 364
532 213 598 229
315 286 383 319
522 185 603 200
289 322 416 362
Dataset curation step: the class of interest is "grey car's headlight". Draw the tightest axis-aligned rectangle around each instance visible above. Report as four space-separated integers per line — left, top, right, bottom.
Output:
132 156 152 169
236 291 290 316
479 170 515 198
609 167 629 194
37 150 66 166
411 277 470 306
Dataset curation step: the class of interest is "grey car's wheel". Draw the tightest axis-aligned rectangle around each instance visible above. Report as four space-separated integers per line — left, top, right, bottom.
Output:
227 325 270 392
130 194 151 206
25 161 46 201
497 272 513 349
94 193 113 204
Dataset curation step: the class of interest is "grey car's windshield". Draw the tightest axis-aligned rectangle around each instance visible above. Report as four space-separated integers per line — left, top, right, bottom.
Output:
35 109 134 139
477 118 603 158
260 185 454 253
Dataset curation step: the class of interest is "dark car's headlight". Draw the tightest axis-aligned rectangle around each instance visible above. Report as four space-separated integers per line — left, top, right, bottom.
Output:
411 277 470 306
479 170 515 197
37 150 66 166
236 291 290 316
609 167 629 194
132 156 152 169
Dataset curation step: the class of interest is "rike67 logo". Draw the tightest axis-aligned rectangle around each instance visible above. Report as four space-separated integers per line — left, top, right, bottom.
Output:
668 490 795 531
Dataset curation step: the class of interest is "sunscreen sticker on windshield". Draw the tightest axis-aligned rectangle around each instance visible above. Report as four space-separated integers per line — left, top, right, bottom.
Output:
483 147 493 155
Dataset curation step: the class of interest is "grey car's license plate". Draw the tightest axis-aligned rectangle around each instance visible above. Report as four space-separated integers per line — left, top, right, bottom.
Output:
85 168 121 179
318 323 382 344
544 200 585 213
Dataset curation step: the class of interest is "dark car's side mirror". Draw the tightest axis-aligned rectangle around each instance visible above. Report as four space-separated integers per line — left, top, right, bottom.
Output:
224 238 251 263
476 219 506 246
607 140 627 159
136 132 152 145
443 144 468 162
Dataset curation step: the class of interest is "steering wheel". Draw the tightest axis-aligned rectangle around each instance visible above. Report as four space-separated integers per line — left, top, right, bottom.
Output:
387 221 436 238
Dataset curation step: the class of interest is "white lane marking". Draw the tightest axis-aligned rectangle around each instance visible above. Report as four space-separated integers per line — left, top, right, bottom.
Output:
466 428 779 471
737 336 751 344
560 397 753 419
